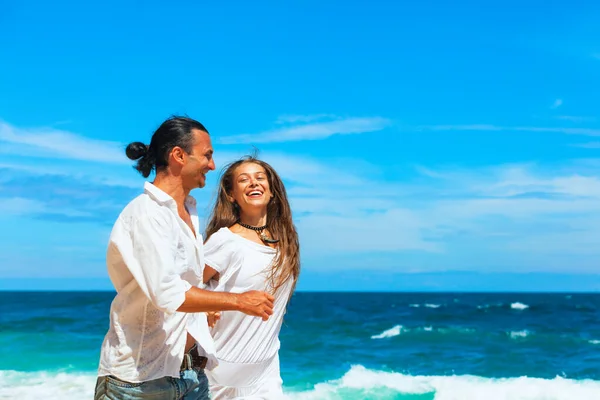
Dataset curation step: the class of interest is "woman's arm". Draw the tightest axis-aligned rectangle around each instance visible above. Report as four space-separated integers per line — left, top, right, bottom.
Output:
203 265 220 284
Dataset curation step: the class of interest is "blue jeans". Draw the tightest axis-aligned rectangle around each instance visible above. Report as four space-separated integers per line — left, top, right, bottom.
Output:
94 369 210 400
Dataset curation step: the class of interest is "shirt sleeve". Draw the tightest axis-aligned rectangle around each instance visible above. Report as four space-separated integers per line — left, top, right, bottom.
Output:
203 229 236 274
113 213 191 314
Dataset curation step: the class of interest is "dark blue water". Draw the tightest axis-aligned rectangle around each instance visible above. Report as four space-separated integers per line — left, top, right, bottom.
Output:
1 292 599 399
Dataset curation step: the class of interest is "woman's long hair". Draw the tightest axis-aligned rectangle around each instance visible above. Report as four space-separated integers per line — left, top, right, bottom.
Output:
205 156 300 301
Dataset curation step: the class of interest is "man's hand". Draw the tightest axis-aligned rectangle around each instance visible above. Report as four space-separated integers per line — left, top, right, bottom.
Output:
236 291 275 321
206 311 221 328
177 287 274 315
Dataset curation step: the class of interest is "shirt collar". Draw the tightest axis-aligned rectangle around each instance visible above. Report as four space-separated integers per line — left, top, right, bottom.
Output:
144 182 196 207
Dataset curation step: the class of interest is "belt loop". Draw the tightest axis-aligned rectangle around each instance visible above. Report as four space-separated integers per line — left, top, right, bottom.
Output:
184 353 192 370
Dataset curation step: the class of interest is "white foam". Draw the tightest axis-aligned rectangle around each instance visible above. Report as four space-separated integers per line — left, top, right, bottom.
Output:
509 330 530 339
5 367 600 400
371 325 403 339
285 365 600 400
409 303 441 308
478 303 502 309
511 302 529 310
589 340 600 345
0 370 96 400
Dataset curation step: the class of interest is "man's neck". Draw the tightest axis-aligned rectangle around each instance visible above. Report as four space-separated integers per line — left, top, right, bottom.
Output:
152 174 190 210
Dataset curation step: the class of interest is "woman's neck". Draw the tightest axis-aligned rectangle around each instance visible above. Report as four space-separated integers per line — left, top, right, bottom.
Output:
238 210 268 227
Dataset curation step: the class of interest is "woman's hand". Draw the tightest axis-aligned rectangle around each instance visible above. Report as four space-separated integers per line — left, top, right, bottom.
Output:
206 311 221 328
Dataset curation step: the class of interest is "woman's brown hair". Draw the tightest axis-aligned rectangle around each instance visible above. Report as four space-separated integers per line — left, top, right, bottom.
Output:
205 156 300 300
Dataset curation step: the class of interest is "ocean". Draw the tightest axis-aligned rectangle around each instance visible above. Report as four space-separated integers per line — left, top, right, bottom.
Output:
1 291 599 399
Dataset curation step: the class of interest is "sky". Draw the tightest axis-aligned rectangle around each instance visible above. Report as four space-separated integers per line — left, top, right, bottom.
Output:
1 1 600 291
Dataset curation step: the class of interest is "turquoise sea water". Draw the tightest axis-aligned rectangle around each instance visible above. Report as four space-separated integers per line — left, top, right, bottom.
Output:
1 291 600 399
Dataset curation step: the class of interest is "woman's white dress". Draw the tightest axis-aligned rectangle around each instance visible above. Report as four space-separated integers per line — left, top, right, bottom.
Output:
204 227 293 399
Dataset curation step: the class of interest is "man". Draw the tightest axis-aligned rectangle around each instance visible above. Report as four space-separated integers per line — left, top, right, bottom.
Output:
94 116 274 400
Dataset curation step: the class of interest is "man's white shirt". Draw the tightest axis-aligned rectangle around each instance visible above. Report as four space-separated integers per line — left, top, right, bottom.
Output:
98 182 216 382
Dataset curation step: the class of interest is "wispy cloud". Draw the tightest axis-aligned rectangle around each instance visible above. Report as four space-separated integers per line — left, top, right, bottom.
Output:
555 115 596 123
0 161 142 188
421 124 600 136
570 142 600 149
274 114 337 124
0 197 94 218
218 116 391 144
0 121 127 164
551 98 563 109
0 170 139 218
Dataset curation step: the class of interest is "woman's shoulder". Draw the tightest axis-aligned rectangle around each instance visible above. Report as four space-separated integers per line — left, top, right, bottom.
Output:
206 226 234 241
204 227 237 249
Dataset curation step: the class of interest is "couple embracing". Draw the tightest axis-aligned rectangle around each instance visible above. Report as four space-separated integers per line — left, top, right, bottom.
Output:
94 116 300 399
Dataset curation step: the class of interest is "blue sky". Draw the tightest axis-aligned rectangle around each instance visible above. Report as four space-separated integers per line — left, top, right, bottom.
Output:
1 1 600 291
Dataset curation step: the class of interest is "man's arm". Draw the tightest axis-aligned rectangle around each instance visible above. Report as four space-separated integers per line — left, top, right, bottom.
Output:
177 287 274 321
125 215 274 318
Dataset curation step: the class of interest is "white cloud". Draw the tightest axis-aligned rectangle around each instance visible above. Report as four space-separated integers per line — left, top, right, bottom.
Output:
0 197 93 217
0 161 142 189
275 114 336 124
0 198 47 215
421 124 600 136
218 116 391 144
0 121 127 164
571 142 600 149
470 166 600 198
297 210 443 255
3 119 600 273
556 115 595 123
551 98 563 109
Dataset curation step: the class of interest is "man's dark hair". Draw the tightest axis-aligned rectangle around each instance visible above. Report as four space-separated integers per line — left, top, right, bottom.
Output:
125 116 208 178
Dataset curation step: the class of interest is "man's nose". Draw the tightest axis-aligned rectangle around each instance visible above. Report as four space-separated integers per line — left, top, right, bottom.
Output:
208 159 216 170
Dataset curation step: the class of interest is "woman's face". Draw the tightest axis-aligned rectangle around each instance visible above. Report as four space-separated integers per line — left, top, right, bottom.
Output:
229 162 273 213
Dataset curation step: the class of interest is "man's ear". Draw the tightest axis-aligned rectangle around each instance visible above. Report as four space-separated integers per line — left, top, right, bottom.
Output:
171 146 186 165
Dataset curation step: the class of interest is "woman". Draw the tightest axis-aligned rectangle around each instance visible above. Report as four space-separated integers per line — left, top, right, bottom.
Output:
202 156 300 399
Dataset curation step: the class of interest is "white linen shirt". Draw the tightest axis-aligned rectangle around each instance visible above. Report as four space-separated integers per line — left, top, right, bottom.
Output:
98 182 216 383
204 227 292 363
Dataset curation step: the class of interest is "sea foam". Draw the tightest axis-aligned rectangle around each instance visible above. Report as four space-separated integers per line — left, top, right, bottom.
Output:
0 370 96 399
285 365 600 400
371 325 403 339
509 330 531 339
410 303 441 308
511 302 530 310
4 367 600 400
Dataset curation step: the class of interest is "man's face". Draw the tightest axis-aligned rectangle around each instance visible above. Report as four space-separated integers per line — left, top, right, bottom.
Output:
181 129 215 189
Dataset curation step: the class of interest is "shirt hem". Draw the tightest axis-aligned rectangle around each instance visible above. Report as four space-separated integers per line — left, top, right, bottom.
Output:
97 370 181 383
